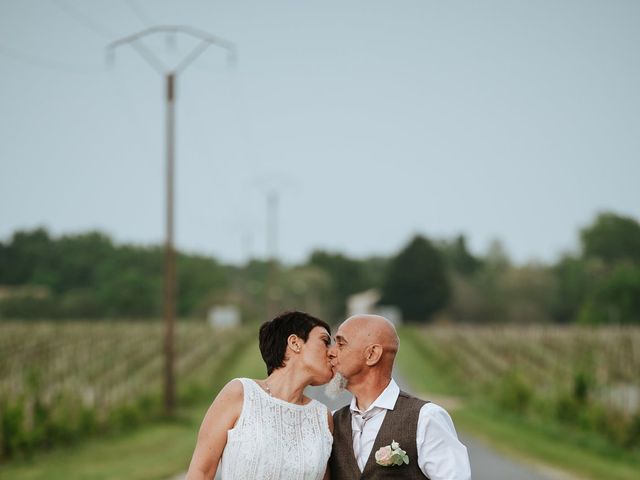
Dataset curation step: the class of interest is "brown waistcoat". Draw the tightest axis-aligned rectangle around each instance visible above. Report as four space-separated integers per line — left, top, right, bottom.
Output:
329 391 430 480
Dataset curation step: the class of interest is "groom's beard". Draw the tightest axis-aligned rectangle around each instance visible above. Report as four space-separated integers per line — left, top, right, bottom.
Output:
324 371 348 399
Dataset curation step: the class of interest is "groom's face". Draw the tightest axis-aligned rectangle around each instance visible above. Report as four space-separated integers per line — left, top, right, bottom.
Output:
328 321 365 381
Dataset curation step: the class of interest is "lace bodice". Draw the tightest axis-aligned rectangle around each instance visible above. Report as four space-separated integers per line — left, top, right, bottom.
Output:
219 378 333 480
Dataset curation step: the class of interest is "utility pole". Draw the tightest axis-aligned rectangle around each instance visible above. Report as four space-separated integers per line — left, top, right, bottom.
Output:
267 191 278 261
107 26 235 416
265 190 279 318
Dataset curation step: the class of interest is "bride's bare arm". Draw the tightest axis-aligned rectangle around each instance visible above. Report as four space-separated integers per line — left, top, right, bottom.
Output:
323 409 334 480
185 379 243 480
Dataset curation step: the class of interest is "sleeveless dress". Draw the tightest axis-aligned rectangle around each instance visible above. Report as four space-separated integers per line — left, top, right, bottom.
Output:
219 377 333 480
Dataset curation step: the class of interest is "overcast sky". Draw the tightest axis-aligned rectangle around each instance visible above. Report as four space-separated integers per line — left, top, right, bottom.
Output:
1 0 639 265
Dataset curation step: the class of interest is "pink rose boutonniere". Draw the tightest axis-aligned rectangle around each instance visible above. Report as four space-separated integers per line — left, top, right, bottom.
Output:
374 440 409 466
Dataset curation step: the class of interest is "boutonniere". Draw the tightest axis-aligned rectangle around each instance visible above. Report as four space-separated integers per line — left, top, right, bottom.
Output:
375 440 409 466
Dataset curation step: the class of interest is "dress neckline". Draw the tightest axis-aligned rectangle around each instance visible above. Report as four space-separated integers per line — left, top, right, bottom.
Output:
248 378 318 410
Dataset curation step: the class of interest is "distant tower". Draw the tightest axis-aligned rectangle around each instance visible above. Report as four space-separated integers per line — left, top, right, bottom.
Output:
267 190 278 261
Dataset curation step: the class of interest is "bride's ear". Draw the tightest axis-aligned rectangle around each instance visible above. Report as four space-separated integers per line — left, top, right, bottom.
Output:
364 344 383 366
287 334 302 353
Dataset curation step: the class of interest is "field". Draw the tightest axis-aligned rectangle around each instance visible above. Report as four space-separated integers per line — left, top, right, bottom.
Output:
0 321 250 462
414 326 638 405
397 325 640 479
2 322 639 480
407 326 640 443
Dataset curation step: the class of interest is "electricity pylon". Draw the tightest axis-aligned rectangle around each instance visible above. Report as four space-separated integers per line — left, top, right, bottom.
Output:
107 26 236 416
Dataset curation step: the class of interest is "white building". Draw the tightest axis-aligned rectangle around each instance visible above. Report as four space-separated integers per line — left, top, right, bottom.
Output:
346 289 402 325
207 305 241 329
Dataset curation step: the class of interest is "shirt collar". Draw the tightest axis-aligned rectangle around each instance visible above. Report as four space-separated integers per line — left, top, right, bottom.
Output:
350 378 400 414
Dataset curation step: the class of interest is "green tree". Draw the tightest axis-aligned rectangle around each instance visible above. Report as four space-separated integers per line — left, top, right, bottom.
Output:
308 251 368 321
277 265 333 320
498 264 555 324
579 264 640 324
0 228 57 286
93 246 163 318
581 212 640 264
359 256 389 290
467 239 511 323
0 228 235 319
551 255 591 323
438 235 482 275
380 235 450 322
53 232 114 294
177 254 229 316
96 267 161 318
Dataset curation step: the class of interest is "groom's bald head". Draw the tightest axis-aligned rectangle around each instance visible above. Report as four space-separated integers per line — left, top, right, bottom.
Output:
342 314 399 350
336 314 399 374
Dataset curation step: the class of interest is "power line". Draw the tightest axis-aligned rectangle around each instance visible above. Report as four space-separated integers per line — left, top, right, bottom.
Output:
2 2 118 74
0 45 106 74
125 0 155 28
50 0 115 40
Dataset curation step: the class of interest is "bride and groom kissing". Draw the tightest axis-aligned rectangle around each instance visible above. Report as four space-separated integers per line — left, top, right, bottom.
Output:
186 311 471 480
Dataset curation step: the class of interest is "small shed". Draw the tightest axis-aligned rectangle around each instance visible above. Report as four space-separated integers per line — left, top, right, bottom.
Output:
207 305 241 329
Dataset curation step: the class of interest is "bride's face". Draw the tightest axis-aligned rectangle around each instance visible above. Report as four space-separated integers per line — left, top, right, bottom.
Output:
299 326 333 385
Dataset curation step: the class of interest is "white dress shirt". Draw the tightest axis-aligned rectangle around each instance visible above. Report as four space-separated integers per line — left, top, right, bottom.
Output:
349 379 471 480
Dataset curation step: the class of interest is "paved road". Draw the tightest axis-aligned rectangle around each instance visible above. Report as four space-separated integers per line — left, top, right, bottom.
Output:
458 433 574 480
175 381 573 480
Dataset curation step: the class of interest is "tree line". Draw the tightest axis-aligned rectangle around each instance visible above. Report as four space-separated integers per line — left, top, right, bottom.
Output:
1 211 639 324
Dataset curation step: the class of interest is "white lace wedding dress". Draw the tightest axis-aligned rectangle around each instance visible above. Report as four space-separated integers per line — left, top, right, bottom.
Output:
219 378 333 480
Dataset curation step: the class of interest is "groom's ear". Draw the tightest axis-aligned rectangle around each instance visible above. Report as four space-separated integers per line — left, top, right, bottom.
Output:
364 344 383 366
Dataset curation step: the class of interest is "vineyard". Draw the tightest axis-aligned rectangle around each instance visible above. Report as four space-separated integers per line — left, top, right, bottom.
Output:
0 321 250 462
406 325 640 450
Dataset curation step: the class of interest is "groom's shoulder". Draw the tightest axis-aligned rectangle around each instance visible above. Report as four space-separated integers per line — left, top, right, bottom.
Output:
398 390 431 409
331 403 351 421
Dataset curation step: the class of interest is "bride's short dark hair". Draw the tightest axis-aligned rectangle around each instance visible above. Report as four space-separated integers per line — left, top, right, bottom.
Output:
259 311 331 375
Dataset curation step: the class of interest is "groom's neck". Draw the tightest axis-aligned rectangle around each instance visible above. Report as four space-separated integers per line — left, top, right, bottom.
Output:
349 373 392 411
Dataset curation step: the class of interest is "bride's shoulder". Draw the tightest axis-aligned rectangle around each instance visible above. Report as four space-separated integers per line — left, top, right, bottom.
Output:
216 378 245 404
309 397 332 417
310 400 334 434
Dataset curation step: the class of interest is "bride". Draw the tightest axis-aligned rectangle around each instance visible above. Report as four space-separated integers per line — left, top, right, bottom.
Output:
186 311 334 480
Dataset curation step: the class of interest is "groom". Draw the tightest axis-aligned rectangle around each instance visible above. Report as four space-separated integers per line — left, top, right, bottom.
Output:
327 314 471 480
